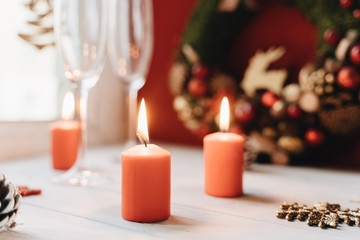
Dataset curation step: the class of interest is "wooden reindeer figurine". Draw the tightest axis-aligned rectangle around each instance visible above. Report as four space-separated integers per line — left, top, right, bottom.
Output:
241 47 288 97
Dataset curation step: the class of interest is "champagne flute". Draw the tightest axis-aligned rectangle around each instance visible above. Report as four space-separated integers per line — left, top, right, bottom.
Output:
53 0 107 186
108 0 154 148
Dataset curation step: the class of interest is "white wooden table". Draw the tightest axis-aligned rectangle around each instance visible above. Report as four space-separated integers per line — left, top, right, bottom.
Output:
0 144 359 239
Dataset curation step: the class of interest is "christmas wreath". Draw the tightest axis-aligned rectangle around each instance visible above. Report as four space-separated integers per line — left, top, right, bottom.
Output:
169 0 360 164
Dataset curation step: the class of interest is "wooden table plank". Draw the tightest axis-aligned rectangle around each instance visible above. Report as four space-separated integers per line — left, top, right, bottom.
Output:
0 144 359 239
2 205 158 240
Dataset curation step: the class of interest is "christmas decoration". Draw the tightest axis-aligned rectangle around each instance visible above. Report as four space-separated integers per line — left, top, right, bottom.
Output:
261 91 280 108
305 129 324 146
241 47 287 97
337 66 360 90
350 44 360 65
286 105 302 118
340 0 354 9
192 64 209 79
169 0 360 164
0 173 21 230
187 78 208 98
276 202 360 229
18 186 42 197
323 28 341 46
282 84 301 103
353 9 360 18
298 92 320 113
234 100 255 123
18 0 54 50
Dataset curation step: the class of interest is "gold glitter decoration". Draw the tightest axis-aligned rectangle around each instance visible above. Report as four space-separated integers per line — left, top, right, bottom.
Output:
325 73 335 84
277 136 303 153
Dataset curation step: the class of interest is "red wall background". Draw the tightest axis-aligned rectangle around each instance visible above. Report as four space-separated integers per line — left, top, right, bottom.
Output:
139 0 200 145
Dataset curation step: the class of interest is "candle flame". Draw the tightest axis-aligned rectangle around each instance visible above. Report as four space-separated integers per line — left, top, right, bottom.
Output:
219 97 230 132
137 98 149 146
62 92 75 120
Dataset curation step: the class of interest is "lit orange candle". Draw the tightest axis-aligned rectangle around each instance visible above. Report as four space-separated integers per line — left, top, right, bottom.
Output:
50 92 80 170
204 97 245 197
121 99 171 222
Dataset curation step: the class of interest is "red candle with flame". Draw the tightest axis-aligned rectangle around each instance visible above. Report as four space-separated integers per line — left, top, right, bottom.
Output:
204 97 245 197
121 99 171 222
50 92 80 170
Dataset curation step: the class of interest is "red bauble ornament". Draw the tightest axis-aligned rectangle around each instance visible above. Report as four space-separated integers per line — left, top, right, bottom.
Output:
305 129 324 146
287 105 302 119
187 77 207 97
337 66 360 90
192 64 209 79
353 9 360 18
235 101 255 123
324 28 341 46
350 44 360 65
261 91 280 108
339 0 353 8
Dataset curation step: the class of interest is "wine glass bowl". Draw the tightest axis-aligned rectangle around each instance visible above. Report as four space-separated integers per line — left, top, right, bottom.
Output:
108 0 154 147
53 0 107 186
55 0 107 90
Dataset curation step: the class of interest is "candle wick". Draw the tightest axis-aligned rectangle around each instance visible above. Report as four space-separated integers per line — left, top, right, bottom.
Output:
137 132 149 147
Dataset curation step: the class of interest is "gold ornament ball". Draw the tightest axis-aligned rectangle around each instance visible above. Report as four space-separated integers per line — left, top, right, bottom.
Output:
169 63 188 95
277 136 303 153
325 73 335 84
299 63 315 83
173 95 188 111
314 85 324 95
270 100 286 118
262 127 277 139
324 85 334 94
324 58 341 73
282 83 301 103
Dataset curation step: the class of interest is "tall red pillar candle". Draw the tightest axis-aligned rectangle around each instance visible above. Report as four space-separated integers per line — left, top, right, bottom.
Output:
121 99 171 222
204 97 245 197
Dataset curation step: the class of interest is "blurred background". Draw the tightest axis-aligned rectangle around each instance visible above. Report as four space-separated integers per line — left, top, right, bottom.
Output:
1 0 360 168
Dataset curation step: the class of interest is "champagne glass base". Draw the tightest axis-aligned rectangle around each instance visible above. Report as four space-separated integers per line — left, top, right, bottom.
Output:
52 167 110 187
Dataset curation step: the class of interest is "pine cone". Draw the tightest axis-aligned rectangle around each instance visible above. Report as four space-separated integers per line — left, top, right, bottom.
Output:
0 173 21 230
319 94 360 135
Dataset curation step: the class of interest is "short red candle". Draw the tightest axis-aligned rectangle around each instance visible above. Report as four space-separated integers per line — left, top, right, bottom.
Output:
204 97 245 197
204 132 244 197
121 144 171 222
121 99 171 222
50 120 80 170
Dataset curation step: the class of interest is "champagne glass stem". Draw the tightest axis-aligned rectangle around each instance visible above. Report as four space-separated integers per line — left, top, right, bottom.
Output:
128 88 138 146
122 83 138 146
73 83 88 170
121 77 145 146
